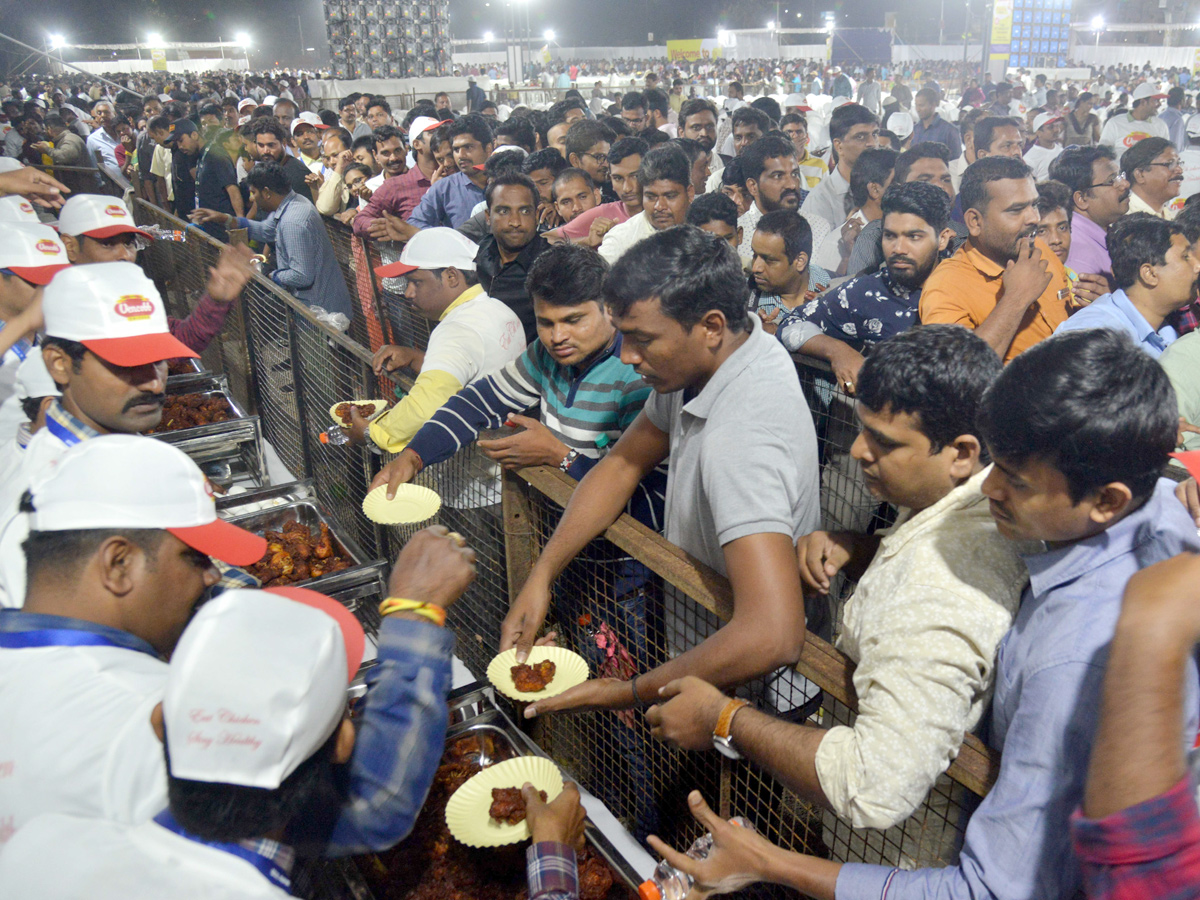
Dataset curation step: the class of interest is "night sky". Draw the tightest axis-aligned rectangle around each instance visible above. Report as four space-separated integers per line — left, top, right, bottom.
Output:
1 0 972 73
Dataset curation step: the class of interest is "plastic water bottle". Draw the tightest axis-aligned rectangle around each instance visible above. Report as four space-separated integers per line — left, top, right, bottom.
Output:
318 428 350 447
638 817 753 900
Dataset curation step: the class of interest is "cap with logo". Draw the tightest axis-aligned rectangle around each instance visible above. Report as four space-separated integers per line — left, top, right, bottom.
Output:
42 261 199 366
472 143 529 170
375 227 479 277
1031 112 1063 133
14 353 61 401
0 223 70 285
163 587 364 788
407 115 442 146
0 195 40 224
58 195 152 240
162 118 198 146
291 111 329 134
1132 82 1167 103
237 98 257 111
26 434 267 564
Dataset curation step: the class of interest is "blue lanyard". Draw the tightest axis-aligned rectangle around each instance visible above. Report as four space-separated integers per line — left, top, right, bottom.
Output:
0 628 128 650
44 415 84 448
153 811 292 893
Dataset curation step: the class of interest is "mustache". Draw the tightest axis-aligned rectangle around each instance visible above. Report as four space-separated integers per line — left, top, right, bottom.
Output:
887 255 917 268
123 392 165 413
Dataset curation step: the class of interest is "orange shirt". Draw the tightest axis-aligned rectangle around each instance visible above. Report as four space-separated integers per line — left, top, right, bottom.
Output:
919 238 1072 362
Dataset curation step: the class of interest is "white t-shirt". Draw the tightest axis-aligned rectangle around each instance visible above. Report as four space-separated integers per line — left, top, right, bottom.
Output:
0 641 167 843
1179 147 1200 202
0 814 289 899
366 172 386 193
1023 143 1064 182
1098 113 1170 151
598 210 657 265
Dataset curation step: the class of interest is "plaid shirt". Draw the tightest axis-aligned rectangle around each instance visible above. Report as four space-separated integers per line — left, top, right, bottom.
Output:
1072 775 1200 900
527 842 579 900
285 615 455 856
1170 300 1200 337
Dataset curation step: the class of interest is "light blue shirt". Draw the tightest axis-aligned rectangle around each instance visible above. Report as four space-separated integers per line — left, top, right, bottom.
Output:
1054 289 1178 358
406 171 486 230
836 479 1200 900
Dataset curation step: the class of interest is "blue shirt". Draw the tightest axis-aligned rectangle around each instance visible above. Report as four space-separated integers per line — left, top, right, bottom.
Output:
407 171 486 230
236 192 353 317
910 114 963 160
836 479 1200 900
1054 289 1178 358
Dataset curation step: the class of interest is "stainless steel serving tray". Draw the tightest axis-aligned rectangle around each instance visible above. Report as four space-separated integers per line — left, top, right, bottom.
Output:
150 375 266 485
215 479 318 519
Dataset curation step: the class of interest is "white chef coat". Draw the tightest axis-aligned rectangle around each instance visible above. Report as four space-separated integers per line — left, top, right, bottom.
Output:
0 813 290 899
0 631 167 843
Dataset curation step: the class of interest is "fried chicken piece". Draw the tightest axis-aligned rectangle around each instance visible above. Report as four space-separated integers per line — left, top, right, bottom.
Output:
489 787 545 825
578 856 615 900
510 660 556 693
314 521 334 559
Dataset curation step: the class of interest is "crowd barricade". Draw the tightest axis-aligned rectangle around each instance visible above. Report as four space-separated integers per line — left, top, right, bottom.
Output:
126 196 1000 883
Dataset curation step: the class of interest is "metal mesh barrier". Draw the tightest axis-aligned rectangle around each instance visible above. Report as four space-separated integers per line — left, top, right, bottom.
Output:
121 193 1001 884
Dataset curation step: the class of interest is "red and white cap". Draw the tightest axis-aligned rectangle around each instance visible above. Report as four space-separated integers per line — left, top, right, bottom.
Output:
1031 112 1063 133
237 98 258 111
163 587 365 788
374 227 479 277
42 261 199 366
58 194 152 240
407 115 441 145
291 111 329 134
14 353 61 401
0 223 70 285
0 195 41 224
1132 82 1167 103
25 435 267 565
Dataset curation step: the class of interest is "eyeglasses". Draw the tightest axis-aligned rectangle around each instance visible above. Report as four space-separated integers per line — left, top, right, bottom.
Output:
582 151 608 164
1087 173 1129 189
1146 159 1184 171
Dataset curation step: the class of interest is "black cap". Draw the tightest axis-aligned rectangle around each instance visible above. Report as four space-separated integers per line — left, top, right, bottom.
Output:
163 118 198 145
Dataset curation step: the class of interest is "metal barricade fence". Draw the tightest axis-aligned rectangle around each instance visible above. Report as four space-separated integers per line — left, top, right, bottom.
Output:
124 195 1000 884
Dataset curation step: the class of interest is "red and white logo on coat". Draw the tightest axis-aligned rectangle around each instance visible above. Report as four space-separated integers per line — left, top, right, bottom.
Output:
114 294 155 321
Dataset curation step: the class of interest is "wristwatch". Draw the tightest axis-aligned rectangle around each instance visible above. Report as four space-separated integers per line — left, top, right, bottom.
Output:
558 448 579 472
712 697 749 760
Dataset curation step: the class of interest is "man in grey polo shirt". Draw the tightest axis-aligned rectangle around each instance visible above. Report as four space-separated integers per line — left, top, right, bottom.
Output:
502 224 821 720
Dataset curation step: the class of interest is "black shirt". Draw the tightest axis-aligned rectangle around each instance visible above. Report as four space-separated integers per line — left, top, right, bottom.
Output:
474 233 550 344
170 148 198 218
279 155 314 204
195 141 238 240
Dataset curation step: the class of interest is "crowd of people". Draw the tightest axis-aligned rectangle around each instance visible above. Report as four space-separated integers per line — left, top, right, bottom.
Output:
1 51 1200 899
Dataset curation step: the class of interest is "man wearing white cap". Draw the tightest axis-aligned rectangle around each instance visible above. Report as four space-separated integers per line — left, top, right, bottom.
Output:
352 116 440 238
1099 82 1170 151
0 436 478 860
237 97 258 125
1023 112 1064 181
7 353 59 452
291 111 329 174
0 194 41 224
347 227 525 455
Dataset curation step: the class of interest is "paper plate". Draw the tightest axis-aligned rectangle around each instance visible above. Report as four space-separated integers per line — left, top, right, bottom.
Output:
486 646 590 702
328 399 390 427
361 483 442 525
444 755 564 847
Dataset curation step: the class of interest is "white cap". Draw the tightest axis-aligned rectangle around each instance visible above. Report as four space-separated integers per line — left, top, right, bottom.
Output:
889 111 914 139
290 111 328 134
58 194 151 240
14 353 60 401
43 261 198 366
0 158 24 174
407 115 441 145
264 95 279 107
784 93 805 108
1187 113 1200 138
0 195 40 224
26 435 266 564
1132 82 1167 103
237 98 257 111
0 223 70 285
1032 112 1063 133
374 227 479 277
163 587 364 788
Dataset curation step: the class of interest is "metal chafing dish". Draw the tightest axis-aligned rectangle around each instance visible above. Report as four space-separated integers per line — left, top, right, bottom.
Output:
151 375 266 488
293 685 646 900
165 359 209 384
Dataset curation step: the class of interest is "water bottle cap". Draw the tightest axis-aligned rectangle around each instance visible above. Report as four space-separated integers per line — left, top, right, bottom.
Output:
637 881 662 900
318 431 331 444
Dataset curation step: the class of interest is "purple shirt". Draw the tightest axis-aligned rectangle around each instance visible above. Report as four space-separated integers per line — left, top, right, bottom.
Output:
1066 213 1111 277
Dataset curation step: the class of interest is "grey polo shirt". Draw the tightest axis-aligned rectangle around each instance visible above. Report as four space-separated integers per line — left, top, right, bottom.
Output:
643 313 820 577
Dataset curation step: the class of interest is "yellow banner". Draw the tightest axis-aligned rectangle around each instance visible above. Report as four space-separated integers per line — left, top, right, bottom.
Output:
1194 47 1200 77
151 48 167 72
989 0 1014 62
667 39 723 61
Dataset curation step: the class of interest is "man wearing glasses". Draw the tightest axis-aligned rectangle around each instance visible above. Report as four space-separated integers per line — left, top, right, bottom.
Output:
1049 146 1132 302
1122 137 1185 220
800 103 879 233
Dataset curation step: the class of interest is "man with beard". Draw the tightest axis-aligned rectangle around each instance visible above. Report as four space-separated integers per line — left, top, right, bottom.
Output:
781 182 954 391
1123 137 1185 220
920 156 1071 362
404 115 493 232
1051 146 1131 302
249 117 312 203
552 136 646 248
599 144 693 264
737 134 829 265
679 99 718 160
474 171 550 343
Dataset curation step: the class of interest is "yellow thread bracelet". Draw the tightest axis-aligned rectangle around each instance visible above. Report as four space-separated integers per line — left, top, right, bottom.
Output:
379 597 446 627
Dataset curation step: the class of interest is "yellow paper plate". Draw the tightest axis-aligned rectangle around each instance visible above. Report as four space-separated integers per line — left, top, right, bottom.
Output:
361 484 442 525
444 755 564 847
328 399 390 427
486 646 590 702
